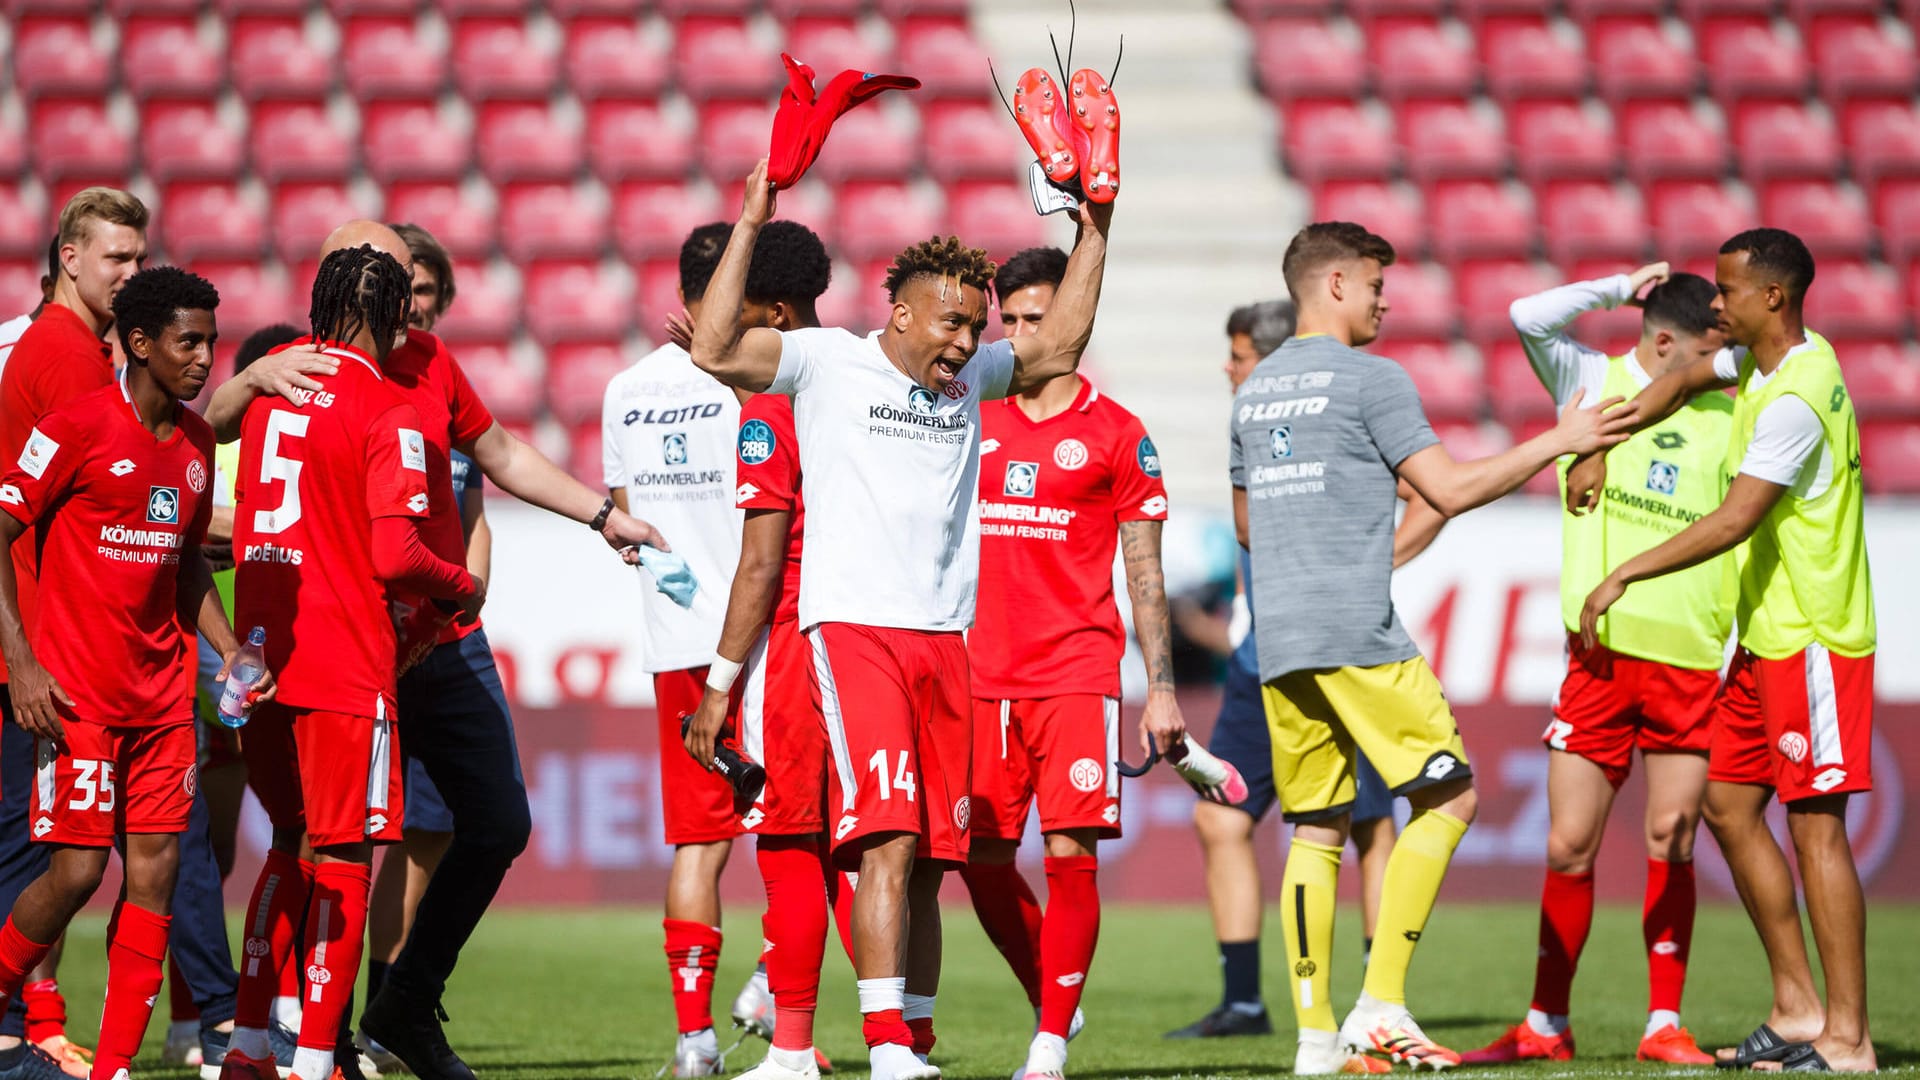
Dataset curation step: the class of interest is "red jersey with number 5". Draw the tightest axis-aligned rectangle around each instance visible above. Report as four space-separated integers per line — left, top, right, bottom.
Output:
970 380 1169 699
232 344 433 718
734 394 804 624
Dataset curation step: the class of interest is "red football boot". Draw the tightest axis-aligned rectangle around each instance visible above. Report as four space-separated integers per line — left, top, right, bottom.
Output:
1459 1022 1576 1064
1012 68 1079 185
1067 68 1119 202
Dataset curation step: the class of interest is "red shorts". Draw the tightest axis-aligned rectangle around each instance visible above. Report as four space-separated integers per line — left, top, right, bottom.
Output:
33 720 197 846
1545 635 1719 787
242 703 404 848
808 623 971 866
1710 646 1874 803
740 619 828 836
654 667 745 846
971 695 1122 841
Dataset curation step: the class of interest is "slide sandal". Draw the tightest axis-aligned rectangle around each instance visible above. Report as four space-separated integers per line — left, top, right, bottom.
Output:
1716 1026 1812 1070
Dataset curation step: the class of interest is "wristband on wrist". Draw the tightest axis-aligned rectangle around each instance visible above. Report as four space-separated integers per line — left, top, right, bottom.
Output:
589 496 615 532
706 656 743 693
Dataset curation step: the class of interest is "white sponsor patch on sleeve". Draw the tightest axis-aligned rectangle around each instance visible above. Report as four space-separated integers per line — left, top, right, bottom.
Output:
17 429 57 479
399 428 427 473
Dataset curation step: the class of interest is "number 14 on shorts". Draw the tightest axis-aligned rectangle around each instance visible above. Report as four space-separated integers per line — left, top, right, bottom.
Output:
869 750 917 801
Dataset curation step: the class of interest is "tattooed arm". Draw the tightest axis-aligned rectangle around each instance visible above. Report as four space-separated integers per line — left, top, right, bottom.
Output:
1120 519 1186 756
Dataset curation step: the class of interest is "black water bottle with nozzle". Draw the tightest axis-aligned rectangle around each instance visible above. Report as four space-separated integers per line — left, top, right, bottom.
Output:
681 714 767 807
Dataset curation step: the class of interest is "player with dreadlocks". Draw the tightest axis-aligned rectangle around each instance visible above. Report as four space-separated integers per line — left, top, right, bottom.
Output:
220 245 478 1080
691 160 1113 1080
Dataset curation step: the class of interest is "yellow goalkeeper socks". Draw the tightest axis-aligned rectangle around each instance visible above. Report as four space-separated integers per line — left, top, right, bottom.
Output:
1280 837 1343 1032
1364 808 1469 1006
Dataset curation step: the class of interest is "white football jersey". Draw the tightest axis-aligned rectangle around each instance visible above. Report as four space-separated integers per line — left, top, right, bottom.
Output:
602 343 742 673
770 328 1016 632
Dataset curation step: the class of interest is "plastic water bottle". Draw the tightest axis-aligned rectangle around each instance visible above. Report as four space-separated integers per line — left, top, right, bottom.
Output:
217 626 267 729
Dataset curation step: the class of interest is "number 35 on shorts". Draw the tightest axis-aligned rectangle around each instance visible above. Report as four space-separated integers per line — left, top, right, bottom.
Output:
869 750 917 801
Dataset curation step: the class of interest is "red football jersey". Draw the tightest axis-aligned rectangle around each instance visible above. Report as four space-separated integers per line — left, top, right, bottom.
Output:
232 344 434 718
0 381 214 726
0 303 115 683
734 394 804 625
970 381 1169 699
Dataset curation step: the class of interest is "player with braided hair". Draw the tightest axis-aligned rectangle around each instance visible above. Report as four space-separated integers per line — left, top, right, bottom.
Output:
691 160 1112 1080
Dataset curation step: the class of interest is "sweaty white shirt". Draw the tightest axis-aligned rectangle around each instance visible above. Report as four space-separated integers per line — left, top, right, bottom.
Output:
770 328 1016 632
602 343 742 673
1509 274 1650 407
1715 339 1830 498
0 312 32 379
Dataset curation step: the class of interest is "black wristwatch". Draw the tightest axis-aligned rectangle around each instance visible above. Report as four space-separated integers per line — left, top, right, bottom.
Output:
589 496 616 532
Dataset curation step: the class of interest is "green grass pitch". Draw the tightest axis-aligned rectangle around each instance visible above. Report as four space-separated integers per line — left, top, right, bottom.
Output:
56 901 1920 1078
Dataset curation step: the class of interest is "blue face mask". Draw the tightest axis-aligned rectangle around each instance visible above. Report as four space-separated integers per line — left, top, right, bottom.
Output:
637 546 699 609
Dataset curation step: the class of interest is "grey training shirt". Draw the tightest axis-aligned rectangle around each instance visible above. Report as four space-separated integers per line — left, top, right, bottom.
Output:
1229 335 1440 681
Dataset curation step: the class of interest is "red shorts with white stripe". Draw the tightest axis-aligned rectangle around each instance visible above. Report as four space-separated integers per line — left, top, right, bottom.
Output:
740 618 828 836
971 695 1122 841
654 668 745 846
1709 645 1874 803
33 720 197 845
1544 634 1719 788
242 703 403 848
808 623 971 866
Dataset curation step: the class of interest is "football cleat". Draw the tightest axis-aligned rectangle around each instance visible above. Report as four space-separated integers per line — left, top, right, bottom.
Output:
218 1049 282 1080
868 1043 939 1080
1065 69 1119 202
200 1022 300 1080
1460 1022 1575 1064
1167 739 1249 806
1297 1030 1393 1076
1638 1025 1714 1065
1011 69 1080 185
35 1036 89 1080
731 971 776 1040
1341 998 1460 1071
0 1046 73 1080
671 1030 721 1078
1162 1003 1273 1039
735 1048 819 1080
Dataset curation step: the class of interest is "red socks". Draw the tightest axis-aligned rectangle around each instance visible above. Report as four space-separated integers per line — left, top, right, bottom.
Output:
664 919 722 1033
862 1008 908 1049
93 902 170 1079
906 1014 936 1057
0 918 57 1009
758 837 827 1052
22 978 67 1045
1530 869 1595 1016
959 860 1044 1007
298 862 372 1050
235 848 315 1030
1644 858 1695 1014
1039 856 1099 1039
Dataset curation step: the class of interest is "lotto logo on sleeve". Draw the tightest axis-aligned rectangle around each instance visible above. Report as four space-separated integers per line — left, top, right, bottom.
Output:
1004 461 1039 498
146 486 180 524
738 419 775 465
406 492 430 514
663 432 689 466
17 429 58 479
1646 460 1679 496
399 429 427 472
0 485 19 506
1137 436 1162 477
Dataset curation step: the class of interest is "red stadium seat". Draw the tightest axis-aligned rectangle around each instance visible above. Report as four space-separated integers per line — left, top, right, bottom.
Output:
228 18 334 100
446 340 542 423
183 261 292 345
564 17 671 101
769 0 866 17
325 0 421 14
1399 99 1508 182
1759 180 1873 257
452 17 560 101
524 261 632 343
922 101 1020 181
386 182 498 260
0 262 45 313
674 18 779 100
1618 100 1729 183
341 17 448 100
546 342 630 425
1315 180 1427 260
12 19 111 100
1510 101 1616 184
119 19 224 99
476 103 584 183
0 116 24 187
786 17 894 75
1808 17 1918 102
1858 421 1920 493
1393 341 1484 420
894 17 993 99
1700 18 1812 105
248 102 355 183
158 183 267 263
697 99 774 181
1589 19 1697 103
1833 340 1920 418
1376 261 1457 338
29 100 134 181
1843 101 1920 189
1649 181 1757 259
1480 18 1589 101
1674 0 1773 18
269 182 365 264
1457 260 1563 343
611 181 724 262
1562 0 1664 23
1733 102 1841 183
216 0 311 13
631 256 686 335
0 191 47 260
362 101 472 183
1541 181 1650 264
1486 341 1560 425
587 101 695 182
548 0 652 14
140 102 245 183
1253 19 1367 102
1369 18 1476 100
1786 0 1889 24
1429 180 1535 261
1282 101 1397 187
1804 261 1907 339
435 0 534 14
804 104 917 182
944 181 1046 261
1430 419 1514 462
499 183 609 261
1874 181 1920 266
833 181 944 260
433 261 521 340
1455 0 1559 23
660 0 757 16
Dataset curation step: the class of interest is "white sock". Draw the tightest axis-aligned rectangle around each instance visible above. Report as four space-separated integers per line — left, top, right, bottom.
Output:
1646 1010 1681 1038
869 1041 922 1080
903 993 935 1022
229 1026 270 1060
290 1046 333 1080
272 995 303 1029
1526 1009 1570 1037
768 1046 813 1072
856 977 906 1015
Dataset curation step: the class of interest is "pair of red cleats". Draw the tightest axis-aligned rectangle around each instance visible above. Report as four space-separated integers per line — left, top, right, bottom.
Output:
1010 67 1120 204
1460 1022 1714 1065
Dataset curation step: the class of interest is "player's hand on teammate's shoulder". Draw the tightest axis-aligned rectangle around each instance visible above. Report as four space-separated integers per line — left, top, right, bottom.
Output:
1564 452 1608 516
1623 260 1673 305
9 655 73 746
244 344 338 403
683 690 729 771
1140 688 1186 757
1554 389 1641 457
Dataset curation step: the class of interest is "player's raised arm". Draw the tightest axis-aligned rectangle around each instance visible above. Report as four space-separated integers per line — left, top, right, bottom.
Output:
1509 263 1666 405
1006 201 1113 395
689 161 787 393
